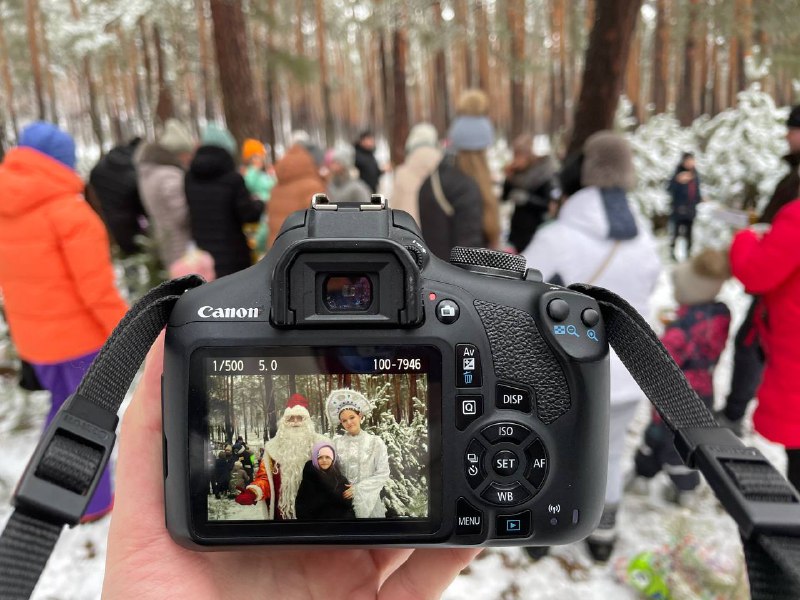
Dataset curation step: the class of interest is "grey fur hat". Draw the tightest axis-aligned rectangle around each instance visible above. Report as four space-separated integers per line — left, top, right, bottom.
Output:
581 131 636 191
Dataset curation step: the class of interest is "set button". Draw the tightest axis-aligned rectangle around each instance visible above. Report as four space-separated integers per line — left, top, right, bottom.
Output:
492 449 521 477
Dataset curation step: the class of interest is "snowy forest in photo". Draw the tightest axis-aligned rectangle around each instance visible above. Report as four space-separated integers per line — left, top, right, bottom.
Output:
206 372 431 518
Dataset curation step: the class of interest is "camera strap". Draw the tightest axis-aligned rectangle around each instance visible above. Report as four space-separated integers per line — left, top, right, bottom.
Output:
0 275 204 600
570 283 800 599
0 275 798 599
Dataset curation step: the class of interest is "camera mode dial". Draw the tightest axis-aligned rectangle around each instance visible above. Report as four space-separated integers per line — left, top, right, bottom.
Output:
449 247 526 280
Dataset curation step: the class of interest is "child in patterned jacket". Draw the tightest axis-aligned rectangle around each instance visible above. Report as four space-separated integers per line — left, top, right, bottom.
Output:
632 249 732 504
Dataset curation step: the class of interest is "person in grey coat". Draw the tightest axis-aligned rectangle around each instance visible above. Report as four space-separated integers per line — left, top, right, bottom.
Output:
326 146 372 204
135 119 195 269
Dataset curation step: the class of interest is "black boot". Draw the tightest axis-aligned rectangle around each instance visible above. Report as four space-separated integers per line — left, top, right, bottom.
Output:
586 504 618 563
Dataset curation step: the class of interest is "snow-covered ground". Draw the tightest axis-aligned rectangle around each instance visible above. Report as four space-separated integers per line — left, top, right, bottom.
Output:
0 237 788 599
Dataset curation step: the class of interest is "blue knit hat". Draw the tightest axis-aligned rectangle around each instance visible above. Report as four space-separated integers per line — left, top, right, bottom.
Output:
447 116 494 152
201 124 237 157
19 121 76 169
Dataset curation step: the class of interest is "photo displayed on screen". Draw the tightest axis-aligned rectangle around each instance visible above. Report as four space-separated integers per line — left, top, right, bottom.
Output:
204 351 431 522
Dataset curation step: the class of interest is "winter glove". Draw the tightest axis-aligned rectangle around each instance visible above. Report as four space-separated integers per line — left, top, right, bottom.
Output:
235 489 257 505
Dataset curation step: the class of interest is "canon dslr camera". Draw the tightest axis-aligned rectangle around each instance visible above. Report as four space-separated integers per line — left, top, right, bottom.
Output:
163 195 610 548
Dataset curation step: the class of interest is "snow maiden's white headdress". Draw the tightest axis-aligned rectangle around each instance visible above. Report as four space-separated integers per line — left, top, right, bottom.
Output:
326 388 372 427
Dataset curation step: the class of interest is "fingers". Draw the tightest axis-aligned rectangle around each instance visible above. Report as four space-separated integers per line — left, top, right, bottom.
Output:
106 333 167 552
370 549 414 587
378 548 481 600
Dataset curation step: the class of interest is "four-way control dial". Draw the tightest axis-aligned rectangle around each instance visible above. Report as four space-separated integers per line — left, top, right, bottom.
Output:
450 247 527 280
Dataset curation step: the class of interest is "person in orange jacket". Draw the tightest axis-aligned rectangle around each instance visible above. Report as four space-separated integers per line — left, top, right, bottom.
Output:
0 121 129 521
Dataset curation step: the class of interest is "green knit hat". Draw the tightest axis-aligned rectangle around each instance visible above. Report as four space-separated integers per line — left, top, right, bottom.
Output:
201 124 237 157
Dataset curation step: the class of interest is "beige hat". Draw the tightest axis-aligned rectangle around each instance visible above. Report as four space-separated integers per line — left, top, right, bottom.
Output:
672 248 730 306
159 119 195 154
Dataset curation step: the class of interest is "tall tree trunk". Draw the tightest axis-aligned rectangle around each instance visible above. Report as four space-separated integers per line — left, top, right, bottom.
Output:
549 0 566 136
0 13 19 139
475 1 491 91
698 17 709 116
651 0 669 114
25 0 46 120
35 4 58 124
507 0 525 139
379 28 392 140
391 14 409 166
625 27 642 123
263 0 278 160
196 0 216 122
314 0 334 146
292 2 311 131
104 56 124 144
678 0 700 126
431 1 450 135
735 0 752 93
568 0 643 155
138 18 154 118
69 0 104 150
209 0 269 144
153 23 176 124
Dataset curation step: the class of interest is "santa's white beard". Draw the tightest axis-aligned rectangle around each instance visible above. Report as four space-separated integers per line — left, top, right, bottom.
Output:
265 420 317 519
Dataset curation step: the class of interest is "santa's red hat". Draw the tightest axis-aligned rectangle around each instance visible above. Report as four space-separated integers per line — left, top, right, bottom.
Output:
284 393 310 419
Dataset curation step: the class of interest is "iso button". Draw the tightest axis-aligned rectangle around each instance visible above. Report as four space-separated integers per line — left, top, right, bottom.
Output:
436 299 460 324
481 422 531 445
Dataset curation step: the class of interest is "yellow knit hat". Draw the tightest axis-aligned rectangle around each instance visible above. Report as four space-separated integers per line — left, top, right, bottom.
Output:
242 138 266 162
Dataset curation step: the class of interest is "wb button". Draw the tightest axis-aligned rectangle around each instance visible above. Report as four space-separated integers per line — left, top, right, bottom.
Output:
495 511 532 538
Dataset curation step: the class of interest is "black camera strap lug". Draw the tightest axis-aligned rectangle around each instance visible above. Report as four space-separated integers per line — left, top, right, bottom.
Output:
0 275 204 600
571 282 800 599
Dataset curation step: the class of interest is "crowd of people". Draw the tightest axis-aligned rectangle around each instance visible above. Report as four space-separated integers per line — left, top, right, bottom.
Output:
0 90 799 573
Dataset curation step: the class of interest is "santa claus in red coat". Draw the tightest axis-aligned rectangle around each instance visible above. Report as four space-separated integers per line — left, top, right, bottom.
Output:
235 393 329 519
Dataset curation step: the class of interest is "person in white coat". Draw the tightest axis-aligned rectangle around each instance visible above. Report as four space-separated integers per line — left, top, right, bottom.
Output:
522 131 662 562
326 389 391 518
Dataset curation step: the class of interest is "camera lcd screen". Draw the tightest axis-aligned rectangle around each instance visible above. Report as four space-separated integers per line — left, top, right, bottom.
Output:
197 346 441 527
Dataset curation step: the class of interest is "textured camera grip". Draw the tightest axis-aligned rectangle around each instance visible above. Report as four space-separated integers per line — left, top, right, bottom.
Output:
474 300 571 424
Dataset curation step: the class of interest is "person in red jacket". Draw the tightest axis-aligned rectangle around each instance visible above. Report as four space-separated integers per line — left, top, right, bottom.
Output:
0 122 129 520
730 199 800 490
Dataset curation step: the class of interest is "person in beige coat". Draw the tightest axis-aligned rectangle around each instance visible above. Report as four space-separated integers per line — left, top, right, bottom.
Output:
390 123 441 225
135 119 195 269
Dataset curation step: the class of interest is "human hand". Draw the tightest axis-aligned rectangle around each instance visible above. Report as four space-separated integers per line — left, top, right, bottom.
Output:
103 334 480 599
343 484 355 500
676 171 693 184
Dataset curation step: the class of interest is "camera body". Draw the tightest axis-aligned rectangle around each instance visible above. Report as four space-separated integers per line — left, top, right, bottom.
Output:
163 195 610 548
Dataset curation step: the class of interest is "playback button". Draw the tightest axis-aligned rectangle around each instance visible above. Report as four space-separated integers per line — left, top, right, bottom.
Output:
496 510 532 538
456 344 482 387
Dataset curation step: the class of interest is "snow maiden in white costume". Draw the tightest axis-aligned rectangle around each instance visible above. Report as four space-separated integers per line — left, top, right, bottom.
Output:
326 389 390 518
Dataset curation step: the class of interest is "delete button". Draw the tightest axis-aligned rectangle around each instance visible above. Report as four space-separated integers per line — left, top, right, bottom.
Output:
495 384 532 413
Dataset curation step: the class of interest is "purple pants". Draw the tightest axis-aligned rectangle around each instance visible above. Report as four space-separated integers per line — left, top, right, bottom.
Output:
32 349 113 519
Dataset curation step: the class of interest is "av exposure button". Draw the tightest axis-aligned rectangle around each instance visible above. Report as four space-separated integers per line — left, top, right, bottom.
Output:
481 422 531 445
525 439 548 488
436 300 460 324
456 344 482 387
496 383 532 413
455 498 484 536
456 395 483 431
496 511 532 538
492 449 521 477
480 482 531 506
464 439 488 488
